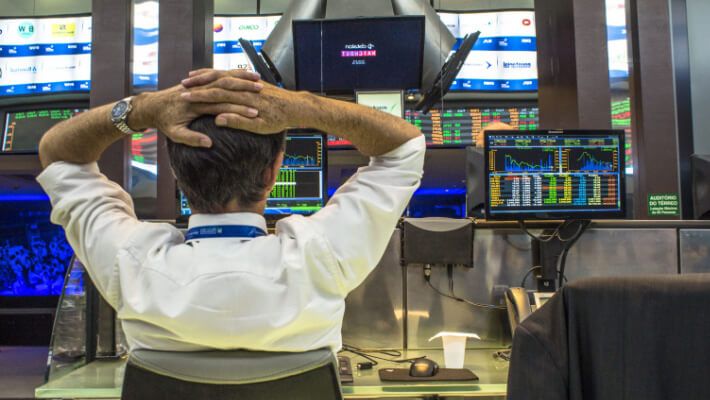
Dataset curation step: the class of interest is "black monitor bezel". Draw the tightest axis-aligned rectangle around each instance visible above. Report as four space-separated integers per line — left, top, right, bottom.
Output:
292 15 426 94
0 13 93 100
483 129 626 220
0 102 89 155
435 8 538 94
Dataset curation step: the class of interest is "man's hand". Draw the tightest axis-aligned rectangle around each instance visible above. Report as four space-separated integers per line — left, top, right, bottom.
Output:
181 70 303 134
477 121 514 147
134 70 263 147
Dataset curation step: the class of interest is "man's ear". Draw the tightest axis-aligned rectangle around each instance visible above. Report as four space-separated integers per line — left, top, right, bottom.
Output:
265 151 285 192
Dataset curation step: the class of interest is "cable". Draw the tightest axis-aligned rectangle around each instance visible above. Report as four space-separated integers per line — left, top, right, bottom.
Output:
504 234 533 251
424 265 507 310
518 220 562 243
520 266 542 287
556 220 591 287
341 344 425 365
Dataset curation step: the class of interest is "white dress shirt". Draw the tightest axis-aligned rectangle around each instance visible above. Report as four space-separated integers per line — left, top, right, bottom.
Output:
37 135 425 352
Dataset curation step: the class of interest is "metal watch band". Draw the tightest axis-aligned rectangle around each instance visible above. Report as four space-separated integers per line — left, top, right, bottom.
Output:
112 97 141 135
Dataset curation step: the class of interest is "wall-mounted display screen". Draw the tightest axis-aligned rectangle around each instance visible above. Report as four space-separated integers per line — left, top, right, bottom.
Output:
606 0 628 82
180 133 326 216
438 10 537 92
293 16 425 92
2 108 86 153
0 16 91 97
402 105 539 148
485 130 626 220
0 200 72 297
212 15 281 71
133 1 159 89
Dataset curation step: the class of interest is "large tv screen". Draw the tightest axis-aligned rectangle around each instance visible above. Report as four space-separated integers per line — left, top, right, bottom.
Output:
293 16 425 93
0 199 72 297
0 15 92 97
213 15 281 72
438 10 537 92
133 1 159 89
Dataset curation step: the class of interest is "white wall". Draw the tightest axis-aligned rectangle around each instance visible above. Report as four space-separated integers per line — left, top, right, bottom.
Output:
687 0 710 154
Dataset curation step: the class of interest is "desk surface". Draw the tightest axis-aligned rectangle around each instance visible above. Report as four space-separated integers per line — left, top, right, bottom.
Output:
35 349 509 399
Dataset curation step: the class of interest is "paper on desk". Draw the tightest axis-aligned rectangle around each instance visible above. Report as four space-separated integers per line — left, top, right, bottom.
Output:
428 332 481 341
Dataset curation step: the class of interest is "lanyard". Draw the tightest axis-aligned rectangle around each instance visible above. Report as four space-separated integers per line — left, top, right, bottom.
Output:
185 225 267 241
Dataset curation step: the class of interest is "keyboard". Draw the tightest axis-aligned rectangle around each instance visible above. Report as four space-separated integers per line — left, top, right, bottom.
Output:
338 356 353 383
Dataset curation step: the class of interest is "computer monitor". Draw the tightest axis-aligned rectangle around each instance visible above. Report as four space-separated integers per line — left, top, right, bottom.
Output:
179 132 327 217
484 130 626 220
293 16 425 93
2 108 86 153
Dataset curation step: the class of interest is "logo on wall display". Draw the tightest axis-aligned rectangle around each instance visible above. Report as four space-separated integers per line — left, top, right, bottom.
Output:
522 18 532 26
51 23 77 37
10 65 38 74
213 23 224 33
17 22 35 38
341 43 377 58
238 25 260 31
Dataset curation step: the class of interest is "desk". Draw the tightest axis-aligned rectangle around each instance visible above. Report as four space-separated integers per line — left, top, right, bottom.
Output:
35 349 509 399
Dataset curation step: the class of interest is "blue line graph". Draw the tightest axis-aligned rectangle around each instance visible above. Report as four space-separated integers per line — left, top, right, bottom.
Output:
576 152 614 171
283 154 318 167
504 153 555 172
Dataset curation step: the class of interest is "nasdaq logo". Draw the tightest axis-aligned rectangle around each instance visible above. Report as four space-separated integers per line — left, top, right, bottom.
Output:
18 22 35 39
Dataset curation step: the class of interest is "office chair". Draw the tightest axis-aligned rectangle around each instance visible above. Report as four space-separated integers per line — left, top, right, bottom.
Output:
121 348 343 400
507 275 710 400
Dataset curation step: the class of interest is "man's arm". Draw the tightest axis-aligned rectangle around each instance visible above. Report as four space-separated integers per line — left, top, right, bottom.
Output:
39 70 262 167
181 74 420 156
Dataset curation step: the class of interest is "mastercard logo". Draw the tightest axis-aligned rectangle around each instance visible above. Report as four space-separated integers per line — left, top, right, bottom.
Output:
522 19 532 26
214 23 224 33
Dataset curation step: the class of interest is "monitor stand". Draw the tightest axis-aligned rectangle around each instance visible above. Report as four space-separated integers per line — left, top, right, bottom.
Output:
530 222 585 292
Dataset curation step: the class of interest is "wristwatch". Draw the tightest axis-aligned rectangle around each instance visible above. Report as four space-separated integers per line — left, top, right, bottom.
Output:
111 97 141 135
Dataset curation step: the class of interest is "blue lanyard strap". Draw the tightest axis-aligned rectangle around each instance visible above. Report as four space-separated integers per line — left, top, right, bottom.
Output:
185 225 267 241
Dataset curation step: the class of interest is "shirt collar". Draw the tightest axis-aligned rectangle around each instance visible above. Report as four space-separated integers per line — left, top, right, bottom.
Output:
187 212 268 235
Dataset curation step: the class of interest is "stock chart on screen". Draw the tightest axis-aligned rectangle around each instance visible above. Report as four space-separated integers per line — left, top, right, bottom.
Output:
485 131 625 219
404 106 539 147
2 109 85 153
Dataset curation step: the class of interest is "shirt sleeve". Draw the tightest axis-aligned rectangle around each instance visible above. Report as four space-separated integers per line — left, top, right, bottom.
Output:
277 135 425 295
36 162 145 307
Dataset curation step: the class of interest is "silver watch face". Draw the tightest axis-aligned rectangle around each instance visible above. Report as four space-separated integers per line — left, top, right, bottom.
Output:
111 101 129 120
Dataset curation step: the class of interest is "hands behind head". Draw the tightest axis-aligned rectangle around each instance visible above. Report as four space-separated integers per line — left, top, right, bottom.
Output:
151 68 299 148
181 68 301 134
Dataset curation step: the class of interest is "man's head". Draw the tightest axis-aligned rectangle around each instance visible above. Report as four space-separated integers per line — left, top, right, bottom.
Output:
167 116 285 214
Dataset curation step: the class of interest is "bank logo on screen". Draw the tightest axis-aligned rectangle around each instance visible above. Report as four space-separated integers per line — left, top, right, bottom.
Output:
17 22 35 38
51 22 77 37
213 23 224 33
